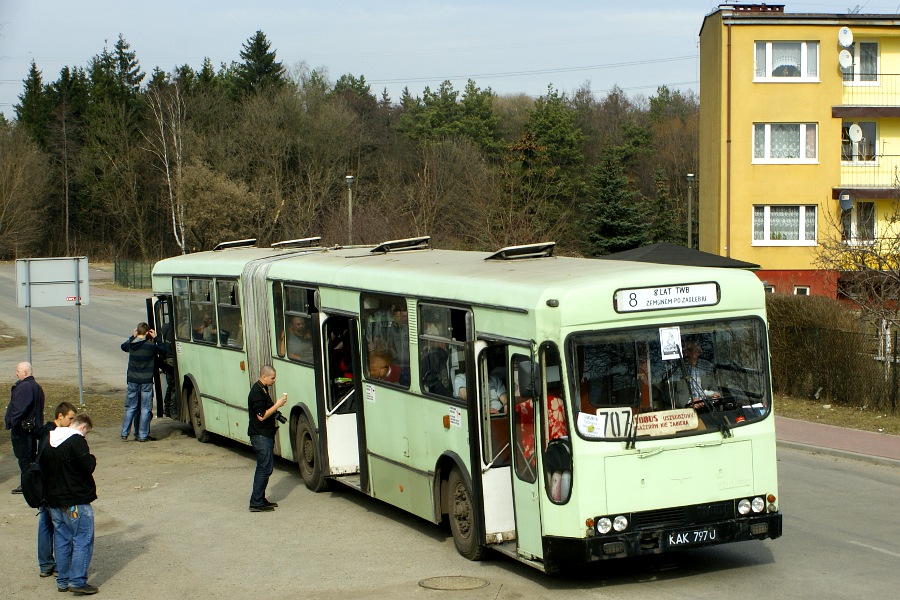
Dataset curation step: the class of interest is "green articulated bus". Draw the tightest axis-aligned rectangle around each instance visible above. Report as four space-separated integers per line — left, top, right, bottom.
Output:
149 236 782 573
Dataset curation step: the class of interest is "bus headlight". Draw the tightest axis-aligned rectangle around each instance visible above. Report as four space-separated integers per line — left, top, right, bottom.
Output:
751 496 765 513
737 498 751 515
597 517 612 534
613 515 629 532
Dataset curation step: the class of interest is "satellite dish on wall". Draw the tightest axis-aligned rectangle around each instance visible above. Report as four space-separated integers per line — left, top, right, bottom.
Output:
839 49 853 70
848 123 863 143
838 26 854 47
839 190 853 212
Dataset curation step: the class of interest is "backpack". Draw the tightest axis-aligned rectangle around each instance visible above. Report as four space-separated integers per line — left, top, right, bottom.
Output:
21 440 48 509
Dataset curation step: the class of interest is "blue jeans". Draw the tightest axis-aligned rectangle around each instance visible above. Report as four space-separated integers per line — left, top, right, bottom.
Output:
38 505 55 573
50 504 94 589
122 382 153 440
249 435 274 507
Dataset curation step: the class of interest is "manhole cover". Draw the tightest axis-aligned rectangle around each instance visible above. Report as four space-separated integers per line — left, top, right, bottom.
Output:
418 576 490 591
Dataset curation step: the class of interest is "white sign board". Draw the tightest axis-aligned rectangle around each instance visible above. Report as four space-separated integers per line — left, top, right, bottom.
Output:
615 282 718 313
16 257 90 308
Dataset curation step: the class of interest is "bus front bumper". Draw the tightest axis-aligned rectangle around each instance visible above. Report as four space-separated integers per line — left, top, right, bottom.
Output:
543 512 783 573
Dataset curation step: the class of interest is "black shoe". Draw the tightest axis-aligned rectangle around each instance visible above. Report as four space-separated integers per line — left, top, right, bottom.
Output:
40 567 56 577
249 504 275 512
121 435 128 441
264 499 278 508
69 583 99 595
11 486 22 494
57 586 68 592
137 436 157 442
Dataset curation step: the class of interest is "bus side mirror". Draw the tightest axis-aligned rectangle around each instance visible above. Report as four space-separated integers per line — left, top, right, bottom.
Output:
517 360 541 399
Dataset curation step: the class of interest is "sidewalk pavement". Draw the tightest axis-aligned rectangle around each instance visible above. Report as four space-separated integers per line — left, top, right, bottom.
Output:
776 416 900 467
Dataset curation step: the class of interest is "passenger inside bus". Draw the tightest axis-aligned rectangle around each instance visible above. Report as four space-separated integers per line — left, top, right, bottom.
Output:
368 350 401 383
282 316 312 361
420 323 454 397
386 304 410 384
453 372 508 414
193 313 217 343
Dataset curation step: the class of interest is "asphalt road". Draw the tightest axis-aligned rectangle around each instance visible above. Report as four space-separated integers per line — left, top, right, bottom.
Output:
1 261 899 598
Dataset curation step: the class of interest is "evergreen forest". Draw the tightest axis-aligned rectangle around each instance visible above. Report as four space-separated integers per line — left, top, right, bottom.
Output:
1 31 699 261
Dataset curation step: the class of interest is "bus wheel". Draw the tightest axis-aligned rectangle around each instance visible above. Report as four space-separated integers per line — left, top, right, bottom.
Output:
296 416 327 492
448 468 485 561
188 387 210 443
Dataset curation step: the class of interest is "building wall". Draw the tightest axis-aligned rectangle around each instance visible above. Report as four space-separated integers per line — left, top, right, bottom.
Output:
700 8 900 298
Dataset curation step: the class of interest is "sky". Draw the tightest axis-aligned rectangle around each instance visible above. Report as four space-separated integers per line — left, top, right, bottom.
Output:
1 1 898 119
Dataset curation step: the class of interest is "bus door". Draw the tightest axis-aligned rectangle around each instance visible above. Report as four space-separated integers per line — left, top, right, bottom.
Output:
510 350 543 560
149 295 177 418
474 342 516 544
321 314 361 475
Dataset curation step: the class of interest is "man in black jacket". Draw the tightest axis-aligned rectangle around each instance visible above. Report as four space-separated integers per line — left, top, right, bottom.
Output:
247 365 286 512
4 361 45 494
42 413 98 595
36 402 77 578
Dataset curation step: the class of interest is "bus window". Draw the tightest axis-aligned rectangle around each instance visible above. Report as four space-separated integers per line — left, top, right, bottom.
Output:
511 353 537 483
190 278 216 344
480 345 510 467
281 285 314 363
273 282 285 358
173 277 190 341
418 304 470 399
361 293 409 386
570 318 770 439
216 279 243 349
541 345 572 503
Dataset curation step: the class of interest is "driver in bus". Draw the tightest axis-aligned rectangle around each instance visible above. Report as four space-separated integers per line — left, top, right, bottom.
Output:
667 337 720 410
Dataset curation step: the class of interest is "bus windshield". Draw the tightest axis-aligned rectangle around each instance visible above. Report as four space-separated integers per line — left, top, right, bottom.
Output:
569 317 770 440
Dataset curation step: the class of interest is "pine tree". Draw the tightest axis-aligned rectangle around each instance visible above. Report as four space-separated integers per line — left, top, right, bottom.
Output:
585 148 648 255
235 30 286 95
14 61 51 148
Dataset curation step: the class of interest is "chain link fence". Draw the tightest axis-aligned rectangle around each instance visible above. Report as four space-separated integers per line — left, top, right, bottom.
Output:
114 259 153 289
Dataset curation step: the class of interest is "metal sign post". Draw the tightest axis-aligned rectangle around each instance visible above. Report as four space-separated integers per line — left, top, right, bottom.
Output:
16 257 90 405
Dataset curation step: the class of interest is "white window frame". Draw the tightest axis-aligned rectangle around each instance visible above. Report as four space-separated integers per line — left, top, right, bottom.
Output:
753 123 817 164
793 286 810 296
752 205 818 246
841 121 877 164
842 201 876 245
763 285 775 294
842 41 879 85
754 41 819 82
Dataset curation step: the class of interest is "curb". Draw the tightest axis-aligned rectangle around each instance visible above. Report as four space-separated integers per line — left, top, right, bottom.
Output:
777 440 900 468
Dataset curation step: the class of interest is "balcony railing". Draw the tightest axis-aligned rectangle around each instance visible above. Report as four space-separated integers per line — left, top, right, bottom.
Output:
840 153 900 190
841 74 900 107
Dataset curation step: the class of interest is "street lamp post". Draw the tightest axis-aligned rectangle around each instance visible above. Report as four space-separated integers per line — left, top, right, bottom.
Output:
345 174 354 245
686 173 695 249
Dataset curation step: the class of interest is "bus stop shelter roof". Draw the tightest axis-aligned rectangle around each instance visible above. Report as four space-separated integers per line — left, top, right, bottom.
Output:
599 243 759 270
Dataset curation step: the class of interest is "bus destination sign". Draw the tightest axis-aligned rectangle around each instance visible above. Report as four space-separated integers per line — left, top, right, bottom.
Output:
614 282 718 313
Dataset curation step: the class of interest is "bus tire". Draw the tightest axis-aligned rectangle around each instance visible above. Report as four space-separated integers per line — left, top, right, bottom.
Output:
448 467 485 561
188 387 210 443
296 416 327 492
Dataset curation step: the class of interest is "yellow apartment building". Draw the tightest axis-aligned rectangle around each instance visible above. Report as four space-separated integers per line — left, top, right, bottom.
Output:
699 4 900 297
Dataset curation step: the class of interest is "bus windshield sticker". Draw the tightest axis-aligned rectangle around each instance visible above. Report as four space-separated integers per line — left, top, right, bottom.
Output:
614 282 718 313
634 409 698 436
448 406 462 428
659 326 682 360
364 382 377 403
577 408 633 439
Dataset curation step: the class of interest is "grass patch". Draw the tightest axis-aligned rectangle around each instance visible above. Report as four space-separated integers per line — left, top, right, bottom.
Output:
775 393 900 435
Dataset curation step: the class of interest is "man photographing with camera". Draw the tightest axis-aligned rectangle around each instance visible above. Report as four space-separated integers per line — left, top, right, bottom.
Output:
5 361 45 494
247 365 286 512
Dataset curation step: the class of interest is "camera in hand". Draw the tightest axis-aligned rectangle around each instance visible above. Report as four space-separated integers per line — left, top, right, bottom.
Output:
274 411 287 424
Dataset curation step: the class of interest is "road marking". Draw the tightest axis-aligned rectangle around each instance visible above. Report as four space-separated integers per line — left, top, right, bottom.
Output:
847 540 900 558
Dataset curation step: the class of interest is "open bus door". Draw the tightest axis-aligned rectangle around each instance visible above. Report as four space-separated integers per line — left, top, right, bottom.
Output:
474 342 516 545
510 350 544 560
320 313 362 479
146 295 177 419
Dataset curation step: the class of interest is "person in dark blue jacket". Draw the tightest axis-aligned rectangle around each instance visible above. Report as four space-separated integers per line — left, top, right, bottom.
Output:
120 322 163 442
4 361 44 493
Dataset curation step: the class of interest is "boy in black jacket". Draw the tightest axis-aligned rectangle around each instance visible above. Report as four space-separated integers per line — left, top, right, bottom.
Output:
42 413 98 595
